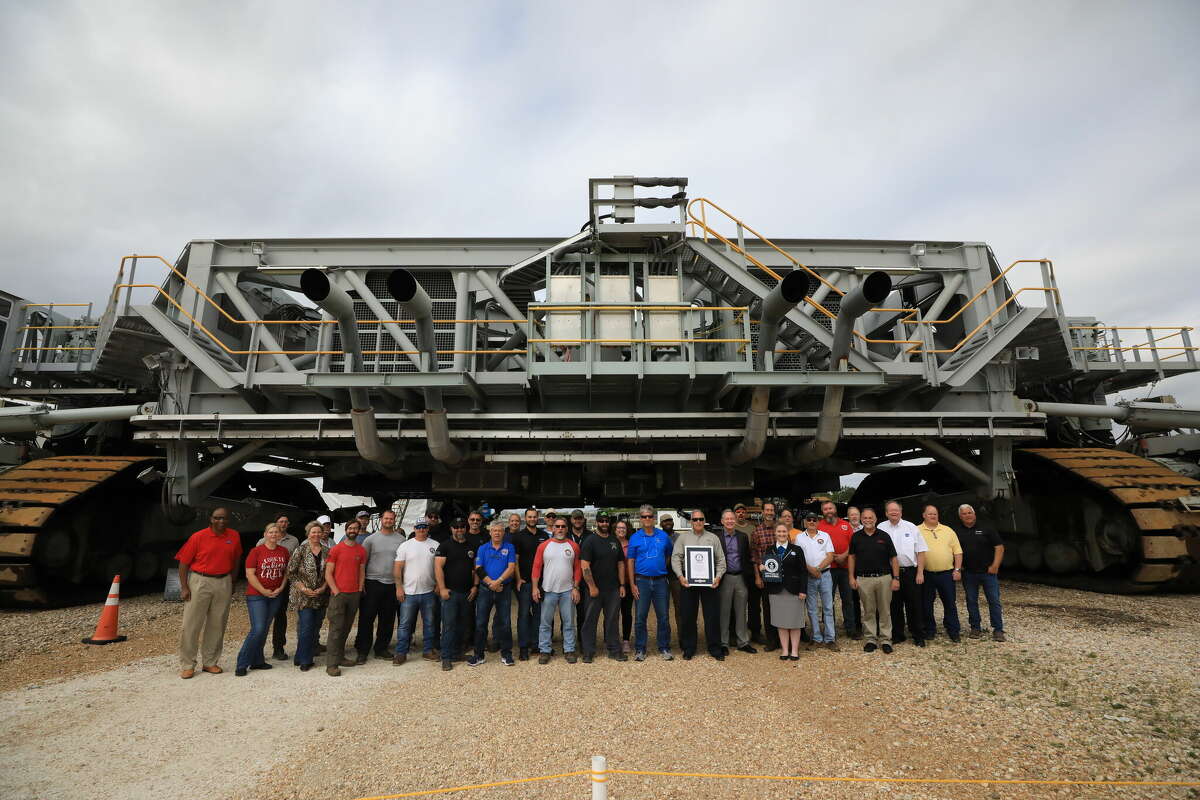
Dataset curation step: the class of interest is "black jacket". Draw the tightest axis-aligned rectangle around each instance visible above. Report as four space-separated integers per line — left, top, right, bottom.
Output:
761 543 808 595
715 528 753 577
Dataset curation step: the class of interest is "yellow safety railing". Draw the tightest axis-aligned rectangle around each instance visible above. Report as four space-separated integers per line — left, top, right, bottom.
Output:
1068 324 1197 366
686 198 1072 357
13 255 530 359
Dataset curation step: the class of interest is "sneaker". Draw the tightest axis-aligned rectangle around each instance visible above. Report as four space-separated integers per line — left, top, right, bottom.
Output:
737 644 757 654
501 655 514 666
441 661 453 671
992 631 1006 642
393 654 407 665
581 654 594 664
659 649 674 661
863 643 877 653
422 651 439 661
250 662 272 670
634 651 646 662
467 655 484 667
565 652 577 664
538 653 551 665
881 643 893 654
234 667 248 677
273 649 288 661
519 647 530 661
968 629 983 639
826 641 840 652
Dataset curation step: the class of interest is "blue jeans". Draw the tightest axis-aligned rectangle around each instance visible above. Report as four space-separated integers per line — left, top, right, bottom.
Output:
634 575 671 653
962 572 1004 633
806 571 835 643
395 592 436 655
922 570 962 637
440 590 471 661
236 594 283 671
539 590 577 654
294 606 325 666
516 581 540 650
476 584 513 658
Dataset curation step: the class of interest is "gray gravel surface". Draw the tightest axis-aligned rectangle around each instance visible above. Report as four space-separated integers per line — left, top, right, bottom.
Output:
0 581 1197 800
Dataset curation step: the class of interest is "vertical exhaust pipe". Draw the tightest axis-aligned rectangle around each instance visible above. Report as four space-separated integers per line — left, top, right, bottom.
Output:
793 270 891 465
728 271 812 465
386 269 466 466
300 269 396 465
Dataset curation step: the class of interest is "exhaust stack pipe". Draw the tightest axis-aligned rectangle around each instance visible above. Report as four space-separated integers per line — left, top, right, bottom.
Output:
386 269 466 466
728 271 812 466
793 270 892 466
300 269 396 465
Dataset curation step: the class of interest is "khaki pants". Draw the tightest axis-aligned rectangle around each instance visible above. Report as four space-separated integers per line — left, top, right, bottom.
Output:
179 573 233 669
718 573 750 648
326 591 361 667
857 574 893 645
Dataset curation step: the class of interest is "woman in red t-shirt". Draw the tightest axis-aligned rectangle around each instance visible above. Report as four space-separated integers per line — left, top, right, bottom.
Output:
235 523 290 675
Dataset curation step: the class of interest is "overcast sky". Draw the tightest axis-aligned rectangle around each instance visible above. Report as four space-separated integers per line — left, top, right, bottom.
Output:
2 0 1197 403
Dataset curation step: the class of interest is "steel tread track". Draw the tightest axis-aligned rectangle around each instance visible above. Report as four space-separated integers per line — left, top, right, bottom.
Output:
1019 447 1200 591
0 456 161 605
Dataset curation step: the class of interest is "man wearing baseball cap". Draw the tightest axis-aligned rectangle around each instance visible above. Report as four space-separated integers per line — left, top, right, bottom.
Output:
317 515 333 545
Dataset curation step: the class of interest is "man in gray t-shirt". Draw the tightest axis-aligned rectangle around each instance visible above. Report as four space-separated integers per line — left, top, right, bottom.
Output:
354 510 405 661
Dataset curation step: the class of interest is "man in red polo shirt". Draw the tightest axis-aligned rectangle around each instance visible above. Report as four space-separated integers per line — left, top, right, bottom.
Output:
175 508 242 679
818 500 861 640
324 524 366 676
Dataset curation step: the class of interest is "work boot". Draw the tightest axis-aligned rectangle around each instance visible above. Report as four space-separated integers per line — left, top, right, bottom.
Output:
538 653 551 665
393 653 407 666
422 651 439 661
326 666 342 677
273 649 288 661
519 647 530 661
565 652 578 664
827 641 840 652
992 631 1007 642
441 661 453 671
968 629 983 639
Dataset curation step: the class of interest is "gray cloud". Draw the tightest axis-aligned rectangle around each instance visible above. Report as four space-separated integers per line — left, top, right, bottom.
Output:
2 0 1197 401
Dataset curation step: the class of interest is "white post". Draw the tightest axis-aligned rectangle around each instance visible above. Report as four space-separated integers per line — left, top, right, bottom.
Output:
590 755 608 800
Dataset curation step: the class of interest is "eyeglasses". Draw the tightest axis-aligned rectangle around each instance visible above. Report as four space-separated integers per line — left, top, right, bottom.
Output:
553 523 567 529
691 517 705 522
639 514 653 518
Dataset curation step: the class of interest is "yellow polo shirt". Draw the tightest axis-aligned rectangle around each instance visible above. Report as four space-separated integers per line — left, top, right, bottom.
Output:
918 524 962 572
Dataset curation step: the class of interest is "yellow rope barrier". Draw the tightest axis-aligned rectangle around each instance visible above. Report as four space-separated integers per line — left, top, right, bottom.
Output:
607 768 1200 787
349 766 1199 799
351 770 587 799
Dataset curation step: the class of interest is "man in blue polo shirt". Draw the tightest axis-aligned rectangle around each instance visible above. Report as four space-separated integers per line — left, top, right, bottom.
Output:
470 521 517 667
625 503 674 662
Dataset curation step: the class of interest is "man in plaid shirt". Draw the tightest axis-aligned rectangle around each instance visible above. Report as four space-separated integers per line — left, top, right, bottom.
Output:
748 500 779 650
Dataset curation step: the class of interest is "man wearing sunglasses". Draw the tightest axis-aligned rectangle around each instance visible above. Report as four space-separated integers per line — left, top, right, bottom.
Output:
532 517 582 664
625 504 675 661
671 511 726 660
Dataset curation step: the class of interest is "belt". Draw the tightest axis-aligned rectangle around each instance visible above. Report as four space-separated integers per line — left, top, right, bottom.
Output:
857 571 889 578
725 570 742 576
634 573 666 580
899 565 917 571
191 570 230 579
926 568 952 574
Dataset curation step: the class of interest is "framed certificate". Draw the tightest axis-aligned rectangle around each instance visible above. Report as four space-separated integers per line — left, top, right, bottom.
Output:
685 545 716 587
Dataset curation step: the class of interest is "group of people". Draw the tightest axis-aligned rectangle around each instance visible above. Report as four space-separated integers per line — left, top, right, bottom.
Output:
173 499 1006 679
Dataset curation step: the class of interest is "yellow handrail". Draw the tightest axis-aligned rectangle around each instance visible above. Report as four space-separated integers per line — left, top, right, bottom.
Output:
686 198 1077 356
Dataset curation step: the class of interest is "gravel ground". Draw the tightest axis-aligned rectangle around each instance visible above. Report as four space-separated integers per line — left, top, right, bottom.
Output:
0 581 1197 800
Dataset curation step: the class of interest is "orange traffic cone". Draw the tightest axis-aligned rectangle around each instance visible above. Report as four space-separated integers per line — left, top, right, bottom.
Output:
82 575 128 645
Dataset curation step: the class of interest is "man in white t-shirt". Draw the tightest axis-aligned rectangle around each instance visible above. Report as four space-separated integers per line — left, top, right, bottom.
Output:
795 512 837 649
392 521 441 664
877 500 928 647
